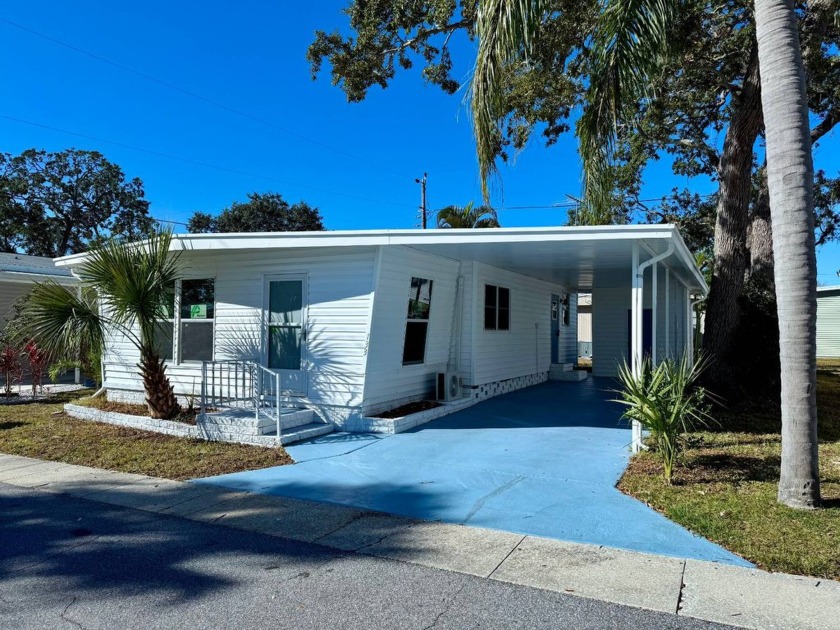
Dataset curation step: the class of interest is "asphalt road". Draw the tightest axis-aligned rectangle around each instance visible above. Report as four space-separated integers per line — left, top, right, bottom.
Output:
0 483 736 630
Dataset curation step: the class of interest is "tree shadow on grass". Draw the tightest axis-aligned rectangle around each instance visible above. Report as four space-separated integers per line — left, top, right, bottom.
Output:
687 453 781 484
0 421 25 431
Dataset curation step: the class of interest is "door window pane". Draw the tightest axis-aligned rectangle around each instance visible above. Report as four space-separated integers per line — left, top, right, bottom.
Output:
268 327 302 369
402 277 433 365
270 281 302 324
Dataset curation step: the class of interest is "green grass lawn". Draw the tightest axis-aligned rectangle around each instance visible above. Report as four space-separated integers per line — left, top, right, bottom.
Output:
0 389 292 480
619 363 840 579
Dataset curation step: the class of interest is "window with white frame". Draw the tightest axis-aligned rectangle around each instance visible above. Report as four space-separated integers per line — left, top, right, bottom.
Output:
484 284 510 331
152 279 215 362
402 277 433 365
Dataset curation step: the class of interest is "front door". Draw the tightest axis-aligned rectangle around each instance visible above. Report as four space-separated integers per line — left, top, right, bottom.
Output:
551 293 560 364
264 276 307 396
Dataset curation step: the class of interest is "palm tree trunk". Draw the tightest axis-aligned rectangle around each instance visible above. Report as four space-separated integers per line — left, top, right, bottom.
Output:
754 0 820 508
139 347 179 420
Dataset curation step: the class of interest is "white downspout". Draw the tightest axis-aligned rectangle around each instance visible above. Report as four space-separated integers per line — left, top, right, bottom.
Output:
688 294 705 364
631 241 675 453
665 269 670 360
651 262 658 365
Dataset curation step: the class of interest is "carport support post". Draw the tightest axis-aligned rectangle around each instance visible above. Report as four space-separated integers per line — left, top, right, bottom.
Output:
630 243 643 453
651 262 658 365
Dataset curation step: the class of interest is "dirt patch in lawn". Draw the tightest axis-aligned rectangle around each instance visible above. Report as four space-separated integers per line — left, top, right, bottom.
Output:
619 361 840 580
77 396 200 425
0 389 293 480
373 400 441 419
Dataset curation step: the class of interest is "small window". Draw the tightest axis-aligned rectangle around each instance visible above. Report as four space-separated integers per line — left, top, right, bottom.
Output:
484 285 510 331
403 277 433 365
179 279 215 362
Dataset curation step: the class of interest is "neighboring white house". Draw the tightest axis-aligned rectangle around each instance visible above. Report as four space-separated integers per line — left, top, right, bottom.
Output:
817 286 840 359
1 253 77 332
577 293 592 358
54 225 706 437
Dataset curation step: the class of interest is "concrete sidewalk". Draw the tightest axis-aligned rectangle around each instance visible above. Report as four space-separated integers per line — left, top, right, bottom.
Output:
1 453 836 630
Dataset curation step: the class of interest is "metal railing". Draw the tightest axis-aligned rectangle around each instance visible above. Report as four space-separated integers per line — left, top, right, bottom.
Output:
199 360 284 441
253 363 282 439
200 359 255 412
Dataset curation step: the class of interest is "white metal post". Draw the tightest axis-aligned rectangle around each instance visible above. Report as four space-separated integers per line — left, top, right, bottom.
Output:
275 372 281 442
651 262 658 365
665 269 670 360
631 243 643 453
200 361 206 414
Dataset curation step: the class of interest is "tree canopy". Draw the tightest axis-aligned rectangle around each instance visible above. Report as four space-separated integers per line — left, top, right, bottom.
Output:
0 148 153 258
187 192 325 234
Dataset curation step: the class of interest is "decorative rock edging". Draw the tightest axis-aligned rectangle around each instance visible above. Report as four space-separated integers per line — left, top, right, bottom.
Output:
63 404 281 448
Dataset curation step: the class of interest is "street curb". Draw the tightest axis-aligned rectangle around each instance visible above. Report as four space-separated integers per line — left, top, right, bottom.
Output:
1 453 837 630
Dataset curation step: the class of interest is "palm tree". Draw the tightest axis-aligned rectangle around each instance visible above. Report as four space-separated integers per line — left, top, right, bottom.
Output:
470 0 820 508
26 230 182 419
436 202 500 228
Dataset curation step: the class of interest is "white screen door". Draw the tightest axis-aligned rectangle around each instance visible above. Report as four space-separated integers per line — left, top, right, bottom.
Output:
265 277 307 395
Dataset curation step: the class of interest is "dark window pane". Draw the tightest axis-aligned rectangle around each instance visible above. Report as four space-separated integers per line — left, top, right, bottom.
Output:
181 279 215 319
498 307 510 331
407 277 433 320
485 284 497 308
484 306 496 330
268 326 302 370
158 283 175 319
180 321 213 362
152 321 173 361
498 287 510 309
402 322 428 364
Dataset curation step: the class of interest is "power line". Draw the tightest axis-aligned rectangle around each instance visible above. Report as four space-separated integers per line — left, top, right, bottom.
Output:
0 114 414 210
0 17 412 181
504 193 717 211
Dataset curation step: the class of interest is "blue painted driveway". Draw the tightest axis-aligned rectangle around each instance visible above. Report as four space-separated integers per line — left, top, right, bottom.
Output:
194 379 751 566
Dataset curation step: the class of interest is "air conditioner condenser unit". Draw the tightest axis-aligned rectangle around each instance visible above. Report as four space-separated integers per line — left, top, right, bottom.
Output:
436 372 461 402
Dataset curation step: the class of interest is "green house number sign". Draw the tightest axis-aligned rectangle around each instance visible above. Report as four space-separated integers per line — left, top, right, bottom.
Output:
190 304 207 319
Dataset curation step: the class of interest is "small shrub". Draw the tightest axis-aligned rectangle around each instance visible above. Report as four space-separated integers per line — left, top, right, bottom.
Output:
0 343 23 396
24 341 49 396
615 354 714 482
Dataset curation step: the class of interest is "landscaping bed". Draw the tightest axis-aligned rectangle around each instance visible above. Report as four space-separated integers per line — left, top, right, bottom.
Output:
620 364 840 580
373 400 441 419
76 396 199 425
0 389 292 480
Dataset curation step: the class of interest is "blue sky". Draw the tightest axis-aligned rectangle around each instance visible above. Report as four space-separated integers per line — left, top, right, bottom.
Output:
1 1 839 284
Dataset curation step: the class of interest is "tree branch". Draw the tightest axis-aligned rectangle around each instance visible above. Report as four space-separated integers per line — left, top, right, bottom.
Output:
811 109 840 145
383 19 473 55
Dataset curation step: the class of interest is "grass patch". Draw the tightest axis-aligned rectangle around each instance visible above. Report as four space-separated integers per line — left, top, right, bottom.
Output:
619 361 840 579
0 389 292 480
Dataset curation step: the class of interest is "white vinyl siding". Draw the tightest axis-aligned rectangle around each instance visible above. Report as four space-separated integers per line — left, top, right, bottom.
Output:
470 262 574 385
817 290 840 358
591 269 690 377
363 246 460 411
101 247 376 408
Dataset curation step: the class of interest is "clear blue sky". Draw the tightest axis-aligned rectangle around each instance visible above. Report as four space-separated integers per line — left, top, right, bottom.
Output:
1 1 839 284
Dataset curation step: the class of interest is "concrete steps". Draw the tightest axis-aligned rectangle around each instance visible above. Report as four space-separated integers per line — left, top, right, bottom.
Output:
549 363 589 382
198 406 334 445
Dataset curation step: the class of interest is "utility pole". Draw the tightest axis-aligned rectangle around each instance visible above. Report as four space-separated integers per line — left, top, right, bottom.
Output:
415 172 428 229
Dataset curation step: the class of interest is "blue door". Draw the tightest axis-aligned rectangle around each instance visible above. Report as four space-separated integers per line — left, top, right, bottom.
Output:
551 293 560 363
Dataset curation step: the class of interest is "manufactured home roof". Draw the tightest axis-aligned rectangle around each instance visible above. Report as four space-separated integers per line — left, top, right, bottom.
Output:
55 225 707 293
0 253 75 284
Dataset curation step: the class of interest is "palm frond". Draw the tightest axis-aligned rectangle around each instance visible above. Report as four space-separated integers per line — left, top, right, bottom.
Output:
578 0 681 219
25 282 106 360
471 0 546 201
77 229 181 345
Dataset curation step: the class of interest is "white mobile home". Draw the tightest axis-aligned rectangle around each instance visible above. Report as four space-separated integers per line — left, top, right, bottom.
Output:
55 226 706 441
817 286 840 359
